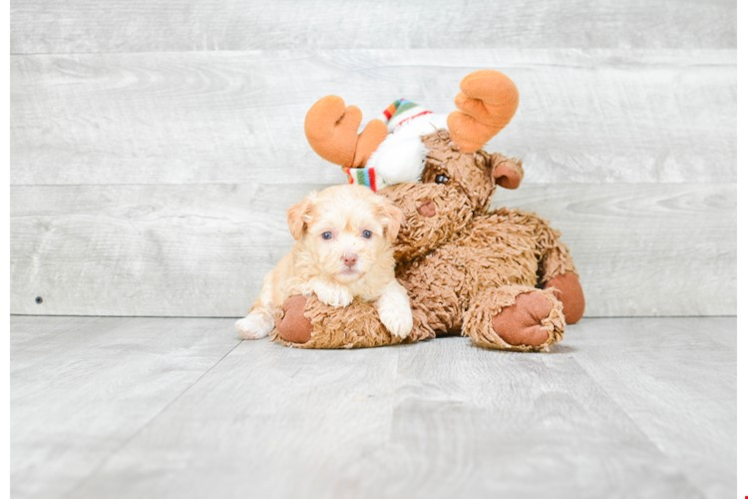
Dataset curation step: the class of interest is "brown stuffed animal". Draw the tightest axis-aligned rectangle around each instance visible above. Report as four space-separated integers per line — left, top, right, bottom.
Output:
273 70 585 351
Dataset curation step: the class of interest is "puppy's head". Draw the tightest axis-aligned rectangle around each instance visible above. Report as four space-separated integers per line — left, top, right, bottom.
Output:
287 184 402 284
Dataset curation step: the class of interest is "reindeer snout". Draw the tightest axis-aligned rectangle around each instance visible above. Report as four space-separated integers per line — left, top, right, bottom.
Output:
417 200 436 218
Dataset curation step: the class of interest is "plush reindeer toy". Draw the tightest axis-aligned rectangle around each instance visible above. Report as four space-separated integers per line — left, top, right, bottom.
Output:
273 69 585 351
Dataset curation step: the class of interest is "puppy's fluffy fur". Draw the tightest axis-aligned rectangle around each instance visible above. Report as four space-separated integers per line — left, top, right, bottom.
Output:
236 184 413 340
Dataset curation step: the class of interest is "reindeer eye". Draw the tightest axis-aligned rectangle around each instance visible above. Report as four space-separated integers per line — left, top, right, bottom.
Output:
321 231 333 240
435 174 450 184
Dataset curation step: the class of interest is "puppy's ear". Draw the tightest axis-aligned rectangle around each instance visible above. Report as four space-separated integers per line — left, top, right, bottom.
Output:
287 193 316 240
376 197 403 243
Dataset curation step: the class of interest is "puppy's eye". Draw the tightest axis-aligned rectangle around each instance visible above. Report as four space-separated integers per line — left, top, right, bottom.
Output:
362 230 372 239
321 231 333 240
435 174 449 184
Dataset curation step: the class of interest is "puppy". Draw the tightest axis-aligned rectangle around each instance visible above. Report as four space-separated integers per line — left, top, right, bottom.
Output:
235 184 413 340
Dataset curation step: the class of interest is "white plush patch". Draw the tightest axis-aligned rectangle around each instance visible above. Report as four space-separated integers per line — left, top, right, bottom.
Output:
393 112 448 137
367 113 448 187
368 136 427 186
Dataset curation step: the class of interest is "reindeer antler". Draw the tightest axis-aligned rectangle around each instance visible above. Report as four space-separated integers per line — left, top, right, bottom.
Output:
446 70 519 153
304 96 388 168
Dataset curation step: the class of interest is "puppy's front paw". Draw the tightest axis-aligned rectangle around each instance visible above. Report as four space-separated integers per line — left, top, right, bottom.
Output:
376 281 413 339
377 301 413 339
313 283 353 308
235 312 274 340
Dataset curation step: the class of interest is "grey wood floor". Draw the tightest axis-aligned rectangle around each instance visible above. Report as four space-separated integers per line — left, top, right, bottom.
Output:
10 316 736 498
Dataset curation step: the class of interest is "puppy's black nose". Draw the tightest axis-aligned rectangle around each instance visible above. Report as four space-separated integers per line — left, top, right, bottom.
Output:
342 254 358 267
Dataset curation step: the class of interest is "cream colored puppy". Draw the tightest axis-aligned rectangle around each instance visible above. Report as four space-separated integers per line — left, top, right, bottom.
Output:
236 184 413 340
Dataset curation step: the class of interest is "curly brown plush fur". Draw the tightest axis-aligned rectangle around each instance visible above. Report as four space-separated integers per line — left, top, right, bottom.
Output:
272 70 584 351
273 129 584 351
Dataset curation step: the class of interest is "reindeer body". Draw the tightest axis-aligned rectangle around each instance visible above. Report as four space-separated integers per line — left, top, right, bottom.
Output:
272 70 585 351
397 209 567 336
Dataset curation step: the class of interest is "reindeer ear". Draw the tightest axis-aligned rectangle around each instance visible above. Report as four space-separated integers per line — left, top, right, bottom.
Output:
447 70 519 153
287 194 316 240
305 96 388 168
376 196 403 243
490 154 524 189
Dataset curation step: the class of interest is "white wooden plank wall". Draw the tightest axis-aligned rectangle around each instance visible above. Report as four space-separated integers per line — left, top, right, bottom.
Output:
10 0 737 52
9 0 737 317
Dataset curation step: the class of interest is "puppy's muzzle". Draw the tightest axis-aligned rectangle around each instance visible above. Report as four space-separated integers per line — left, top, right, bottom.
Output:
342 253 359 268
